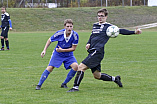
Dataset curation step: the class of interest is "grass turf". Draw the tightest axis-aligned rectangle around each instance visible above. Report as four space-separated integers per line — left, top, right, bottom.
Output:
0 30 157 104
8 6 157 32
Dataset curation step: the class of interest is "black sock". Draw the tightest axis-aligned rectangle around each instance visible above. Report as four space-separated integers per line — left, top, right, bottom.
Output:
5 40 9 49
100 73 112 81
1 39 4 48
73 71 84 88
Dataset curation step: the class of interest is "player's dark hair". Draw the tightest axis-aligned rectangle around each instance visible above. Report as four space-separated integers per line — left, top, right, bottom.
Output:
97 8 108 16
64 19 73 26
1 6 6 10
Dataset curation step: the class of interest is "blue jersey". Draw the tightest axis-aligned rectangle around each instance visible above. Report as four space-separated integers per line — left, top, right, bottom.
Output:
50 29 79 57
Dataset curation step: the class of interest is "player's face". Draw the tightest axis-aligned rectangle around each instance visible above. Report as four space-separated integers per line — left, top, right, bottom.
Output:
1 8 6 14
97 12 107 24
64 23 73 34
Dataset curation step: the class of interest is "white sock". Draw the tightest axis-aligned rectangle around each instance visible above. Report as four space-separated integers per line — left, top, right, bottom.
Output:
73 86 79 89
112 76 115 81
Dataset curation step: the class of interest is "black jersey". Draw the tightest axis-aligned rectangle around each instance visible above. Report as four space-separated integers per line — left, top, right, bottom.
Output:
87 22 135 54
87 22 111 53
1 12 11 27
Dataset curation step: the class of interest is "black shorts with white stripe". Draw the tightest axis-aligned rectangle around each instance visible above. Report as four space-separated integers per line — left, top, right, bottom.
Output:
1 26 9 38
82 49 104 73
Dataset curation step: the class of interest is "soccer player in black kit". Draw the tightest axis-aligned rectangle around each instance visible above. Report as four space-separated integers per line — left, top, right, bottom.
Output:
67 8 142 92
0 6 12 51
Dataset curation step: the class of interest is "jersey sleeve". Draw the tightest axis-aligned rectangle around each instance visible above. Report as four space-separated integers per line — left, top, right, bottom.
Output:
50 32 60 42
72 33 79 45
9 20 12 28
5 13 11 20
87 24 95 44
5 13 12 28
7 15 10 20
119 29 135 35
87 34 92 44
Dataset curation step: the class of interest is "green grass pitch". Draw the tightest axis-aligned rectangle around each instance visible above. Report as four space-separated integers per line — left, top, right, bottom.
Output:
0 30 157 104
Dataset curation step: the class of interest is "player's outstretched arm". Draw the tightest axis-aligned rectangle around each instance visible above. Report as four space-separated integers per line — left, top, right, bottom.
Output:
120 28 142 35
41 38 51 58
135 28 142 34
56 45 77 52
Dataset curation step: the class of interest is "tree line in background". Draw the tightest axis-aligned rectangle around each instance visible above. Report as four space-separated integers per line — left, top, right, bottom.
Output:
0 0 148 8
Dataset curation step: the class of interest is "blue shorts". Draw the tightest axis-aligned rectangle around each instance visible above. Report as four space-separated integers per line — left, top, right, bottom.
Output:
48 51 77 69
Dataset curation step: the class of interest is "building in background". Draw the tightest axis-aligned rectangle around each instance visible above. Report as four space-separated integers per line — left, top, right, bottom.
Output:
148 0 157 6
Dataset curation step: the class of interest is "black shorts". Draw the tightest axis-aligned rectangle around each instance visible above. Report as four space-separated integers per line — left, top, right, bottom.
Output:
1 26 9 38
82 50 104 73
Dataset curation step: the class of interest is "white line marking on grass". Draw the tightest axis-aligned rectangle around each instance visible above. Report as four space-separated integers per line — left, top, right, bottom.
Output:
128 22 157 29
102 60 157 64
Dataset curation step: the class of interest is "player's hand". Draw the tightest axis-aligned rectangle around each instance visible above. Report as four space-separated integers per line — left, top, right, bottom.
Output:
9 27 12 30
41 50 46 58
86 44 90 50
135 28 142 34
0 27 1 29
56 46 63 52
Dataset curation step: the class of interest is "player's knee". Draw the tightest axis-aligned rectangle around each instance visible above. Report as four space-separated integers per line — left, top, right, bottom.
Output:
94 75 100 79
71 63 78 71
5 38 8 41
78 64 84 71
73 66 78 71
93 74 101 79
79 63 88 71
46 66 54 72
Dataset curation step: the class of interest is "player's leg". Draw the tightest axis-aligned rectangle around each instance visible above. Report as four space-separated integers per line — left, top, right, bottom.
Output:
92 65 123 87
61 62 78 88
67 63 88 92
96 72 123 87
5 38 9 50
67 50 102 92
61 56 78 88
0 28 5 50
93 71 114 81
91 64 113 81
36 51 62 90
4 27 9 50
0 36 4 50
36 66 54 90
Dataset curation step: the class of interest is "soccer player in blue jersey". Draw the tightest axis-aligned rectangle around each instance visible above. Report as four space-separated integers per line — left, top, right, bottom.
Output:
0 6 12 51
36 19 79 90
68 8 142 92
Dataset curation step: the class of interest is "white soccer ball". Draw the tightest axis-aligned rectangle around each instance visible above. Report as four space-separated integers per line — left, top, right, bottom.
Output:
106 25 119 38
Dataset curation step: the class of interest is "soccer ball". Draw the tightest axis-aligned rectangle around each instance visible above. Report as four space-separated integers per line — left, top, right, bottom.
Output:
106 25 119 38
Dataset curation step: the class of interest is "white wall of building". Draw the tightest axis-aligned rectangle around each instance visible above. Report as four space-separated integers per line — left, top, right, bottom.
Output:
148 0 157 6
